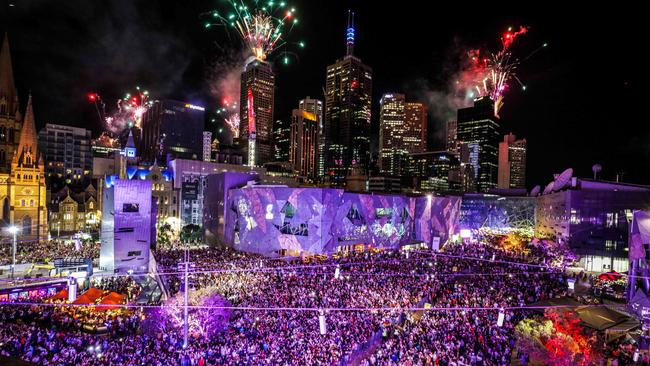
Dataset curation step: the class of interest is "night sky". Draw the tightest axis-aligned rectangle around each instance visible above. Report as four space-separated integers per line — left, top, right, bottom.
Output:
1 1 644 188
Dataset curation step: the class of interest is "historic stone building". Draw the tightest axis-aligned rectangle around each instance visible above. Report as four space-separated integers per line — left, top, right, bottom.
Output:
0 34 48 239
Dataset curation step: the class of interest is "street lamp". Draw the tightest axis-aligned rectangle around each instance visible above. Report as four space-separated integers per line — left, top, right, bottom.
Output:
6 226 19 279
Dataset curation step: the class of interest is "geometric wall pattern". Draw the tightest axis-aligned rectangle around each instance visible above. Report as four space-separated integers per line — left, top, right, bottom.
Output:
222 185 460 256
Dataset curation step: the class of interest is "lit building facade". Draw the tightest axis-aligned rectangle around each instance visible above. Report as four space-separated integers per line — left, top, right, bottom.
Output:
460 194 535 233
203 131 212 162
273 119 290 162
498 133 526 189
205 173 461 256
99 178 155 273
536 178 650 272
407 151 460 193
379 93 406 175
239 60 275 166
140 100 205 163
38 123 92 185
298 97 324 178
48 184 100 235
404 102 427 154
0 36 47 239
445 119 459 155
289 109 319 181
457 97 500 193
324 14 372 184
0 33 20 174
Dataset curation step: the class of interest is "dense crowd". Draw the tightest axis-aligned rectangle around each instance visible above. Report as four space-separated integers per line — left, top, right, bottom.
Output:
0 239 99 266
0 239 615 365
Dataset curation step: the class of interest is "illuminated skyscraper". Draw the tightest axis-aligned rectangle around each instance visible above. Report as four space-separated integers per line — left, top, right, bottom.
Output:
404 102 427 154
457 97 500 192
379 93 406 175
298 97 323 178
273 119 290 162
289 109 319 181
498 133 527 189
446 119 459 155
239 59 275 166
324 11 372 185
140 100 205 163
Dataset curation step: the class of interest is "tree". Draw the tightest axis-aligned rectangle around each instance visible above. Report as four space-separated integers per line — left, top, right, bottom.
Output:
180 224 201 243
157 223 173 247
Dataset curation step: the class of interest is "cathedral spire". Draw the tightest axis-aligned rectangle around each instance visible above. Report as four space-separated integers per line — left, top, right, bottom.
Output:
13 94 39 167
0 32 18 116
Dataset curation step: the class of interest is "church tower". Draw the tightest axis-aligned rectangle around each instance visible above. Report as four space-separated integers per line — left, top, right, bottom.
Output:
0 33 21 173
8 95 47 239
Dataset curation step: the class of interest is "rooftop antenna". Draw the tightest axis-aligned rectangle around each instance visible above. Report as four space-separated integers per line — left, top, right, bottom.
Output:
346 10 355 56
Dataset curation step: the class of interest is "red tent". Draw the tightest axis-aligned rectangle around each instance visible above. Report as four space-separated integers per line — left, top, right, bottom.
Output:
46 289 68 302
72 288 104 305
599 271 623 281
96 292 126 311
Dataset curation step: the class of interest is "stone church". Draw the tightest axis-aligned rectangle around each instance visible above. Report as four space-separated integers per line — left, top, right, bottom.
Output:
0 33 47 240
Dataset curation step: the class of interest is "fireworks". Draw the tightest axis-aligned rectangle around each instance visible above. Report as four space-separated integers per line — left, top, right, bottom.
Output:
205 0 301 62
461 26 530 117
88 86 153 133
217 98 240 138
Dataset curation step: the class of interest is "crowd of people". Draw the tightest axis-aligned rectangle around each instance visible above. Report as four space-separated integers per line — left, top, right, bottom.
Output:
0 238 627 365
0 239 99 266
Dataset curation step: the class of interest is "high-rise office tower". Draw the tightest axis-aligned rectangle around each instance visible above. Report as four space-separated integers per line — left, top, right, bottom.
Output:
140 100 205 163
379 93 406 175
203 131 212 162
457 97 500 192
273 119 290 161
239 59 275 167
445 119 459 155
404 102 427 153
298 97 323 178
324 11 372 185
289 109 319 180
498 132 527 189
38 123 92 184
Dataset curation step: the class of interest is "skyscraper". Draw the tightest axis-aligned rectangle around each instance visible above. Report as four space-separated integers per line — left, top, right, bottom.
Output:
324 11 372 185
273 119 290 162
140 100 205 163
379 93 406 175
289 109 319 181
404 102 427 153
457 97 500 192
239 59 275 167
298 97 323 177
445 119 459 155
498 133 527 189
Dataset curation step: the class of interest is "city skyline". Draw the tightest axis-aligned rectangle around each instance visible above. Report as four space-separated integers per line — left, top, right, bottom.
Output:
0 1 643 188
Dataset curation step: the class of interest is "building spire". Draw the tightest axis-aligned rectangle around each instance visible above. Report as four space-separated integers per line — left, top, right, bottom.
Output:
346 10 355 56
13 94 39 167
0 32 19 116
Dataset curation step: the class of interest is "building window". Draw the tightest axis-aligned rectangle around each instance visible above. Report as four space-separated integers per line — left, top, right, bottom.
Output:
21 199 25 206
29 200 34 207
89 202 93 209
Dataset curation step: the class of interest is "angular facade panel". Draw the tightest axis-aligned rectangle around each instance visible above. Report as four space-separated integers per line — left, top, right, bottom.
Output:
100 179 155 273
217 179 460 256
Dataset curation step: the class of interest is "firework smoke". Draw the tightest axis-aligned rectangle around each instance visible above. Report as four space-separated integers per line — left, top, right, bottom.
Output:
88 87 152 134
208 50 247 140
205 1 301 62
461 26 529 117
